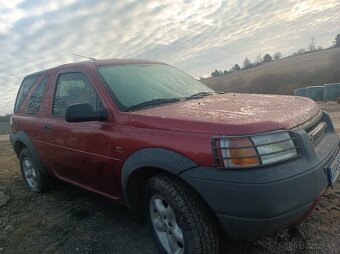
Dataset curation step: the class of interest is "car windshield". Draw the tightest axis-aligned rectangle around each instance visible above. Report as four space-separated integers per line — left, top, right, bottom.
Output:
97 64 215 111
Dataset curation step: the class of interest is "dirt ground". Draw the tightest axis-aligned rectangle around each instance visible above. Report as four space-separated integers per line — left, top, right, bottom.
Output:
0 103 339 253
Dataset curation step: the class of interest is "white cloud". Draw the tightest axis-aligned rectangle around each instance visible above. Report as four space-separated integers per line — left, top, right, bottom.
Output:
0 0 25 33
286 0 339 21
0 0 339 114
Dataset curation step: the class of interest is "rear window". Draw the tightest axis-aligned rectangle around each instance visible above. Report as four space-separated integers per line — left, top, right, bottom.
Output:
25 77 48 115
14 74 40 113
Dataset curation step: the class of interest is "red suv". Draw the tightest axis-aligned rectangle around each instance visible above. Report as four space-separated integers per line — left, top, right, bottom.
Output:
10 59 340 254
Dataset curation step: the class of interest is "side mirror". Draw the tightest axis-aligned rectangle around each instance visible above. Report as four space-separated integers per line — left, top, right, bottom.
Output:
65 103 107 122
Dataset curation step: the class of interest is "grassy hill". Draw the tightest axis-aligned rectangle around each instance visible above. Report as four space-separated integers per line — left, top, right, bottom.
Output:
201 47 340 95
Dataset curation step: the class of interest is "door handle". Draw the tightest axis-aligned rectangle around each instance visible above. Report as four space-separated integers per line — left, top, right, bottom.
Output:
44 123 52 130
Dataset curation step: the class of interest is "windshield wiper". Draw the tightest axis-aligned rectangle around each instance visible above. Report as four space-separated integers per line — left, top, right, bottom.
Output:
126 98 181 111
186 91 222 99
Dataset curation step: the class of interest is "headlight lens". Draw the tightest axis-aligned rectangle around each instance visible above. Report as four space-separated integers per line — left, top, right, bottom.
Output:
220 137 259 167
213 131 298 168
251 132 298 164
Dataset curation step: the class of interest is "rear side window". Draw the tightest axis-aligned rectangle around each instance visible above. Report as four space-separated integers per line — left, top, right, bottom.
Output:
53 72 103 117
14 75 40 113
25 77 48 115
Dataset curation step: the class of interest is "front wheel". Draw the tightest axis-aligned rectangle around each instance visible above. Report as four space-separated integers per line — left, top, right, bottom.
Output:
145 175 219 254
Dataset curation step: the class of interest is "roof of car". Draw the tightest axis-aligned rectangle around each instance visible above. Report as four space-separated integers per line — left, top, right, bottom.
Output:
26 58 165 77
93 58 164 66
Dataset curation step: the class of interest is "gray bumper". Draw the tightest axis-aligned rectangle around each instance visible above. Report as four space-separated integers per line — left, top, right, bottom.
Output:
180 116 339 238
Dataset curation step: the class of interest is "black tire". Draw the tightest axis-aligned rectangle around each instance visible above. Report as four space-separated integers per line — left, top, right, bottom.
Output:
145 174 220 254
19 148 54 193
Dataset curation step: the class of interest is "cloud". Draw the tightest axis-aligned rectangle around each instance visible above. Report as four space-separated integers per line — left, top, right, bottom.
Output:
0 0 25 33
0 0 339 114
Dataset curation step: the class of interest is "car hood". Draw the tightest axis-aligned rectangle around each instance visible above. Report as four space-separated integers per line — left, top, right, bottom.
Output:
128 93 320 135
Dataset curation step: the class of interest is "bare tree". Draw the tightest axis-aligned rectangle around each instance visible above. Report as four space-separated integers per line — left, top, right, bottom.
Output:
243 57 252 69
211 70 220 77
231 64 240 72
273 52 282 60
308 37 316 52
263 54 272 63
294 48 306 55
335 34 340 48
255 54 262 65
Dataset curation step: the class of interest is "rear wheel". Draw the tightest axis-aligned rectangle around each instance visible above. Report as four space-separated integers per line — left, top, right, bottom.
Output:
145 175 219 254
19 148 53 192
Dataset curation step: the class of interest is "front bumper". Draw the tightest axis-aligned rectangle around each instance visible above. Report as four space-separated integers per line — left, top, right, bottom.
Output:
180 113 339 239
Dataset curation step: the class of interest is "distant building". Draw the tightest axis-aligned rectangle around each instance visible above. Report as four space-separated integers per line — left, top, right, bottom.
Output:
323 83 340 101
293 88 306 97
294 83 340 102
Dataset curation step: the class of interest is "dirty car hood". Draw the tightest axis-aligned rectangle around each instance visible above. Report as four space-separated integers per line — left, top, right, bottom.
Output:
128 93 320 135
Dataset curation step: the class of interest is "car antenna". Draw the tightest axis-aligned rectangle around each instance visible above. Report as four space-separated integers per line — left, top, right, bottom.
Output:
72 53 96 60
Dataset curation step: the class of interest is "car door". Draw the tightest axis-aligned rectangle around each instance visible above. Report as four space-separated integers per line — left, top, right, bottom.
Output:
14 75 48 144
41 69 118 198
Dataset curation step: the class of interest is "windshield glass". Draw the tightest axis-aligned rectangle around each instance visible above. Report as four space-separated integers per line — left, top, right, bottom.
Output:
97 64 214 111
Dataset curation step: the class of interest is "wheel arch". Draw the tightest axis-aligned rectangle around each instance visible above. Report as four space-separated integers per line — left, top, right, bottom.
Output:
14 140 26 157
10 131 50 176
121 148 198 213
123 162 225 246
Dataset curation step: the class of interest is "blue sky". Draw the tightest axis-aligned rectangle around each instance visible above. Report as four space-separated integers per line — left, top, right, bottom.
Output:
0 0 339 115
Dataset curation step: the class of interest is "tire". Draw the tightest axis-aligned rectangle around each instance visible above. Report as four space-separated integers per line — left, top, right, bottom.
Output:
145 174 219 254
19 148 54 192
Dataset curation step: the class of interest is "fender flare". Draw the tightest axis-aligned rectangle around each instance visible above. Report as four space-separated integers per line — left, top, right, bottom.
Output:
10 131 50 176
121 148 197 207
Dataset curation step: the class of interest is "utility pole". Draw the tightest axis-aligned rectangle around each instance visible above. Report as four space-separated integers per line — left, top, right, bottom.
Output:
310 37 315 51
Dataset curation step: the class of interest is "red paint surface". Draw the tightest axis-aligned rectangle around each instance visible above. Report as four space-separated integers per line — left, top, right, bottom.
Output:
130 93 320 135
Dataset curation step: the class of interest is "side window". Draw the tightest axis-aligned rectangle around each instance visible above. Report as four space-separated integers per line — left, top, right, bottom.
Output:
25 77 48 115
14 74 40 113
53 72 103 117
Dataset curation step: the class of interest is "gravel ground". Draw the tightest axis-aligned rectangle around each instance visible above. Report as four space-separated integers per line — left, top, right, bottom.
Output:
0 103 339 253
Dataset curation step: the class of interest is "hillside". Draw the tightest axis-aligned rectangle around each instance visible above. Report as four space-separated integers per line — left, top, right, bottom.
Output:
201 47 340 95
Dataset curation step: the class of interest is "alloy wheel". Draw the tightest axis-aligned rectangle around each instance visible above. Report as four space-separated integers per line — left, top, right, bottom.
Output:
150 195 184 254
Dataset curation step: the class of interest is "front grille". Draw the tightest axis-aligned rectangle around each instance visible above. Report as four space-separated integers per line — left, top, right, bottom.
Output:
300 112 326 143
300 111 323 132
307 122 327 143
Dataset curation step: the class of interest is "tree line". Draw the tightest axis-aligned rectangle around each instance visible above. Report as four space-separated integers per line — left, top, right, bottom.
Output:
209 34 340 78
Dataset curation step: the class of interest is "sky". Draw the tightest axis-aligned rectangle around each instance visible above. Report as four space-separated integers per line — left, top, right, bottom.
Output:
0 0 339 115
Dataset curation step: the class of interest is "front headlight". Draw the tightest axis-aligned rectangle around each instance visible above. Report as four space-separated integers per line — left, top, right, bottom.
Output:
251 132 298 164
212 131 298 168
